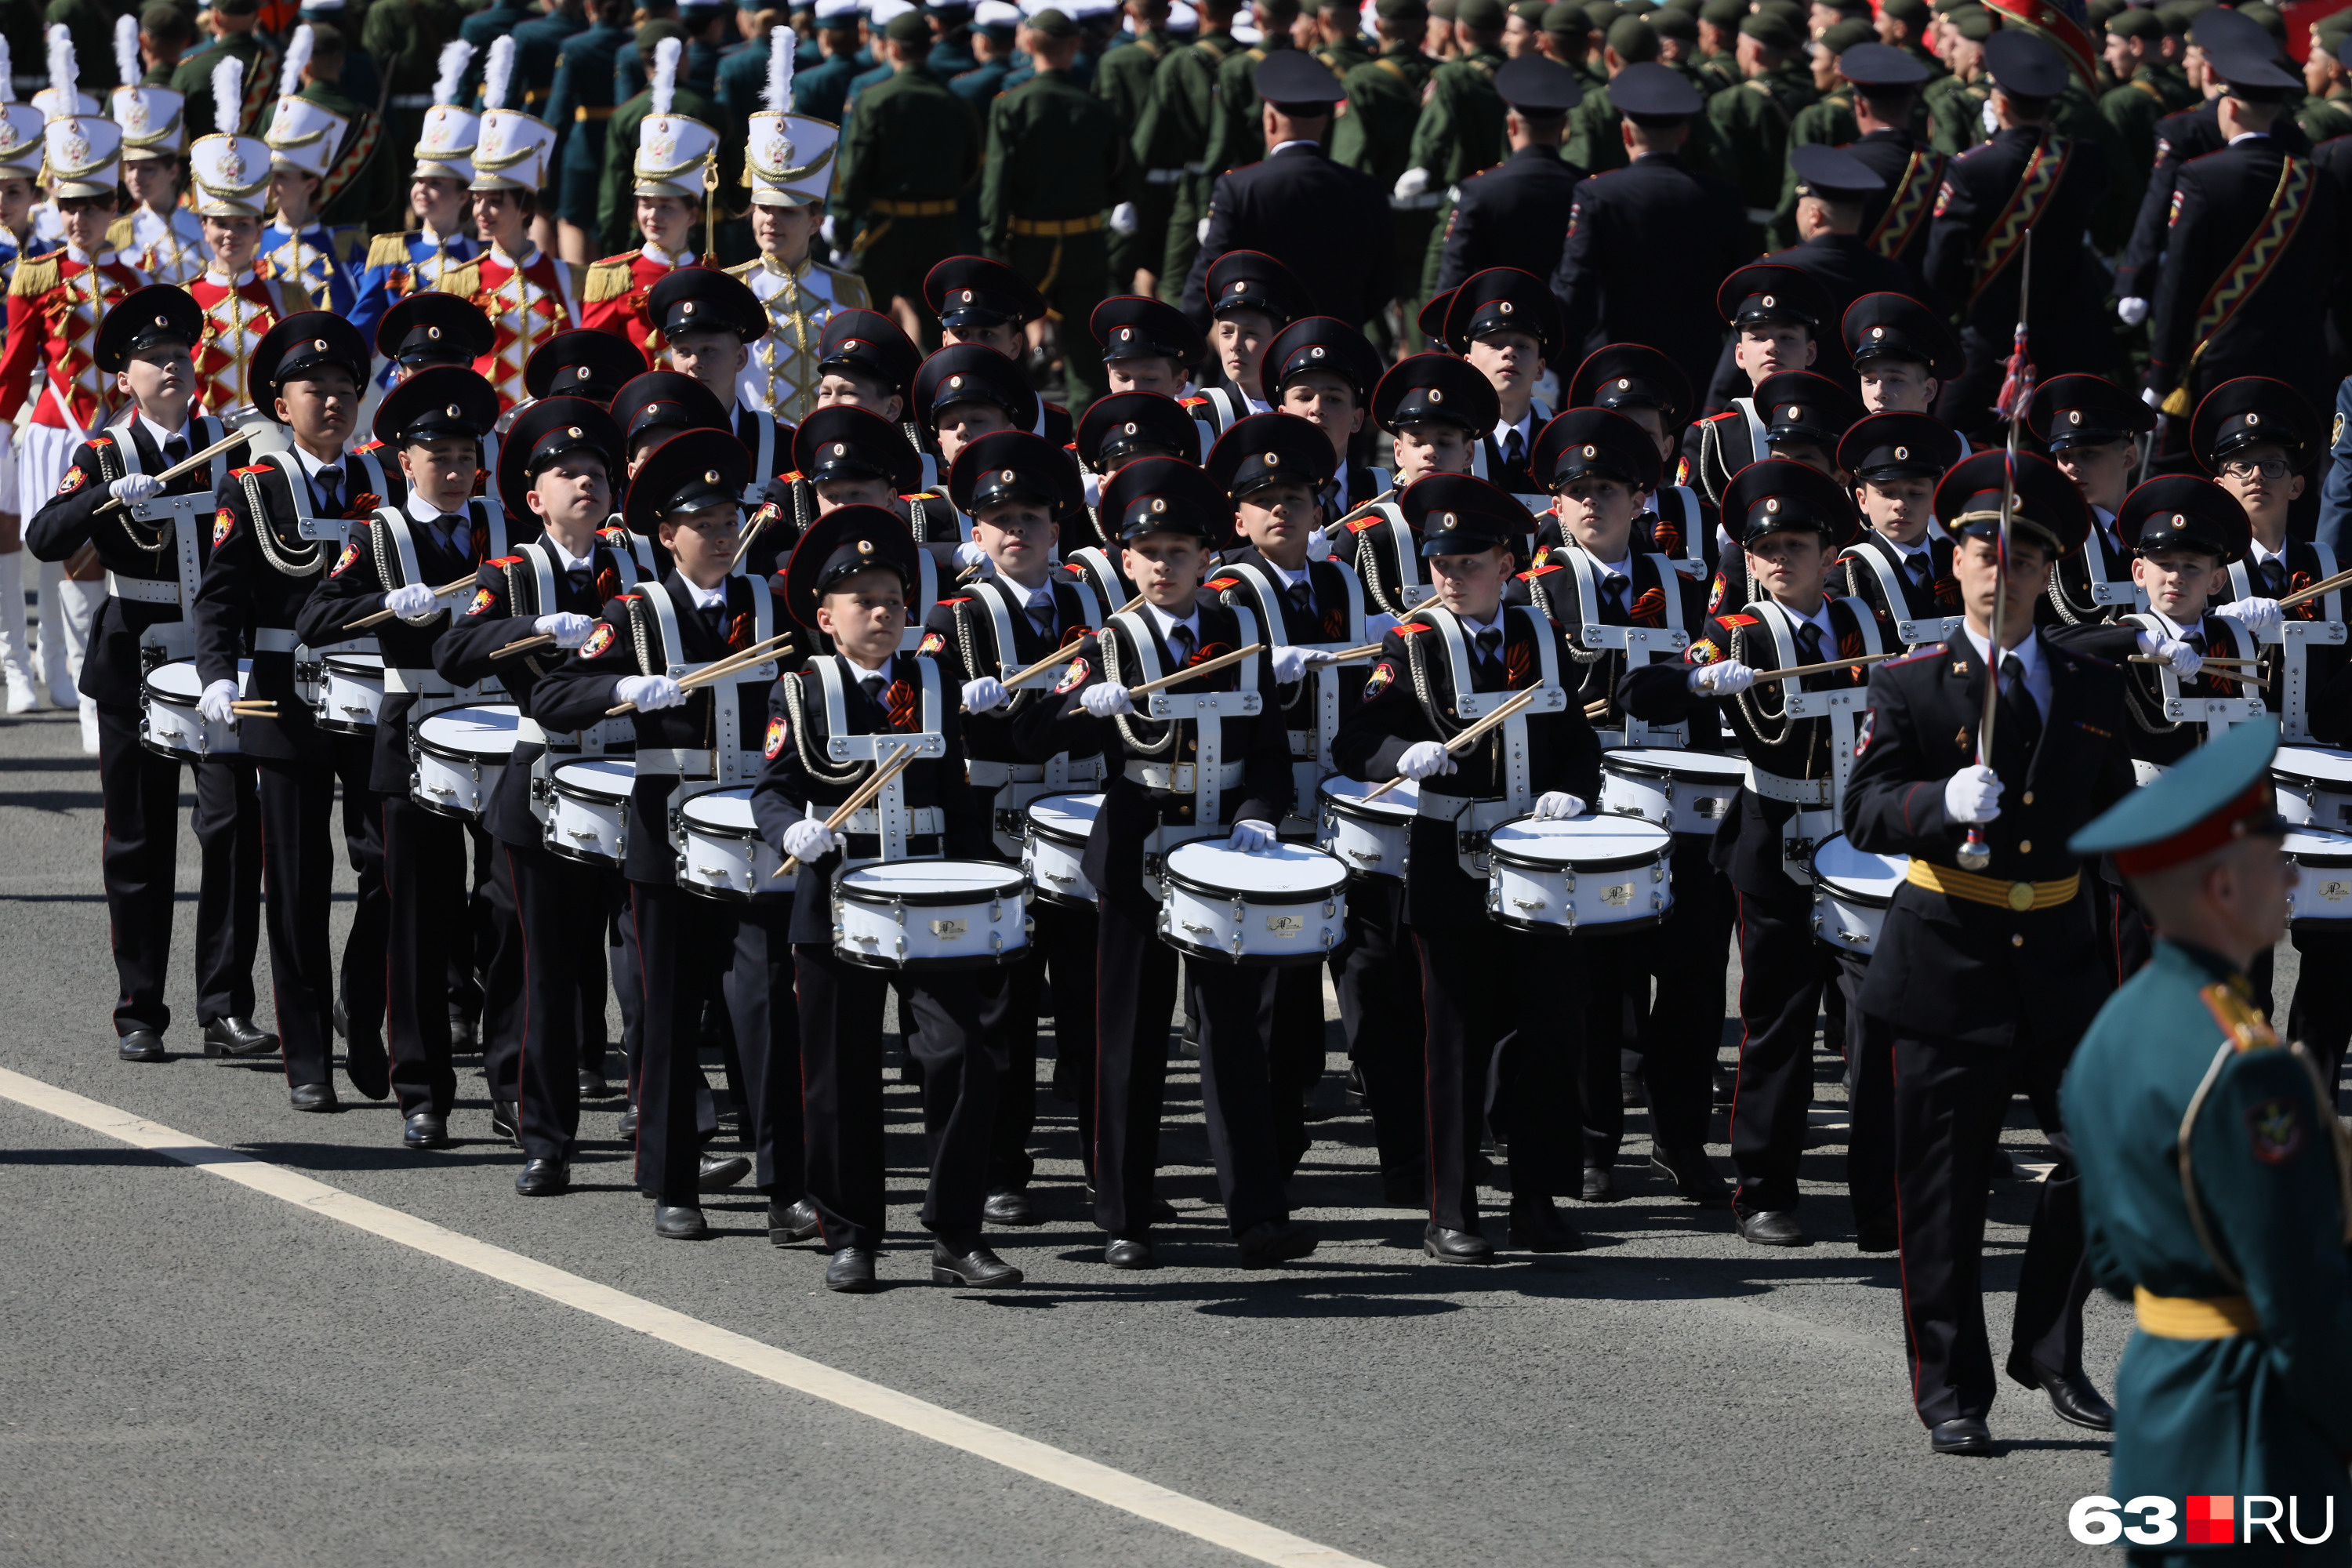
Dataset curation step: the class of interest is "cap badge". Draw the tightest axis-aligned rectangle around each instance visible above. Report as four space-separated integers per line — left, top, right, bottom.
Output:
1784 406 1801 419
1582 445 1596 459
445 404 460 417
1439 512 1457 527
313 339 327 351
949 376 964 389
1616 378 1630 390
220 147 245 182
2067 410 2081 425
961 290 974 303
1497 300 1512 314
1119 328 1132 341
1765 499 1781 514
1870 326 1885 339
1310 347 1324 358
681 302 695 315
2169 514 2186 529
153 314 167 326
573 367 590 380
1122 421 1138 434
1893 445 1909 460
2247 412 2262 426
566 426 582 438
1230 281 1246 293
1265 452 1279 466
1151 499 1167 514
999 469 1015 483
427 325 442 340
1761 294 1776 308
858 539 873 554
1428 388 1444 404
705 470 722 484
831 443 846 457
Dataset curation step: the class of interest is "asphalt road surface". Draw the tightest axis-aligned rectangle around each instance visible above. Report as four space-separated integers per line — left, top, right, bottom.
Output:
0 702 2212 1568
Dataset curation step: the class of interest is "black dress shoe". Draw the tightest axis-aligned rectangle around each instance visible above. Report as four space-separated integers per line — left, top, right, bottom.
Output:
2006 1351 2114 1431
117 1029 166 1062
768 1197 822 1245
655 1203 707 1240
578 1070 611 1099
1929 1417 1994 1456
616 1103 639 1139
491 1098 520 1144
698 1152 750 1190
1237 1218 1319 1268
515 1158 568 1196
1734 1209 1809 1247
1104 1236 1156 1269
825 1247 879 1292
1856 1225 1900 1254
202 1015 278 1058
932 1239 1024 1286
344 1033 389 1101
1650 1144 1734 1207
1580 1165 1620 1203
1380 1164 1427 1207
289 1082 340 1112
1422 1222 1494 1263
983 1188 1040 1226
402 1111 449 1149
1508 1199 1584 1252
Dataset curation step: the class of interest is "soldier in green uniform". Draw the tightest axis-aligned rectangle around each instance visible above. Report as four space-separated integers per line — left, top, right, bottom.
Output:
1331 0 1436 351
1096 0 1174 292
1133 0 1240 303
1202 0 1301 197
1563 15 1654 173
1691 0 1743 93
1400 0 1508 298
1312 0 1373 74
982 6 1131 412
169 0 278 140
1876 0 1945 82
1762 19 1881 246
1922 4 1993 157
2101 5 2178 186
833 5 982 333
2299 20 2352 145
1544 0 1605 93
2063 715 2352 1553
1705 8 1816 249
547 0 633 264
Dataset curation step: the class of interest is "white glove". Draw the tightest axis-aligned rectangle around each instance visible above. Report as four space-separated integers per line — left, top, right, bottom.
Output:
1109 201 1138 234
108 473 165 506
1943 763 2003 825
1689 659 1756 696
534 611 594 648
782 817 842 862
2141 386 2164 410
2140 633 2202 678
1226 818 1277 852
2117 296 2150 328
1081 682 1134 718
1196 216 1210 243
819 214 840 249
198 678 240 725
1980 97 1998 135
615 673 684 710
1397 739 1457 780
962 675 1008 712
1392 165 1431 201
1305 526 1332 559
2213 597 2282 638
385 582 441 623
1081 468 1102 508
1531 791 1584 820
952 540 995 576
1269 644 1311 683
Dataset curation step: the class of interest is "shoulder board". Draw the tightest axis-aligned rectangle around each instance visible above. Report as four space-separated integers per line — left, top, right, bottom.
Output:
597 525 630 541
2200 981 2280 1052
87 433 114 448
1394 621 1438 635
439 260 482 296
365 231 412 269
583 256 636 304
1206 575 1240 591
230 463 274 477
1718 613 1759 628
1178 394 1208 410
724 257 757 279
936 595 973 606
9 252 58 296
1520 562 1563 579
1345 514 1384 532
106 215 137 252
350 437 386 454
485 554 524 568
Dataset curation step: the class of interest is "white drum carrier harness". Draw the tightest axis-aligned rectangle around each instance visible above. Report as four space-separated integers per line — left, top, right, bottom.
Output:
97 414 230 666
1738 598 1883 886
1845 538 1965 648
797 654 946 866
1100 606 1264 865
2122 611 2265 781
365 501 512 715
630 579 783 854
2227 548 2344 742
1403 604 1569 880
957 577 1108 853
1548 545 1689 749
1218 558 1367 832
1646 485 1709 580
1347 499 1432 627
512 538 643 820
241 448 397 683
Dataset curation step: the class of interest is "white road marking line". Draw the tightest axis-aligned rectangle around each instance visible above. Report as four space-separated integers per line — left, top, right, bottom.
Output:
0 1066 1381 1568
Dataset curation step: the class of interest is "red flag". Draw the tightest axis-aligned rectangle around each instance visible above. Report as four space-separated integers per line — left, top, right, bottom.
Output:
1994 320 2035 424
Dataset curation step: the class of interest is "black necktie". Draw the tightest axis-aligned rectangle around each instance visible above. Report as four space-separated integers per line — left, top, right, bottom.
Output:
2000 651 2042 753
2258 558 2288 597
567 566 593 598
1601 572 1628 619
1795 621 1826 667
2185 628 2208 655
1287 579 1313 619
1906 552 1933 593
1474 626 1503 681
1504 427 1525 471
163 434 187 466
1027 598 1055 641
314 465 342 514
698 599 726 641
1167 623 1196 666
860 673 886 709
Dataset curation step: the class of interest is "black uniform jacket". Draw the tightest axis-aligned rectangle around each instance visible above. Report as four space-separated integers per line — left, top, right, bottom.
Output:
1842 634 2133 1047
1522 545 1714 732
1179 142 1393 332
2046 608 2275 771
1210 545 1365 754
1922 126 2112 376
1700 233 1922 409
2113 99 2308 305
1843 128 1944 289
1432 143 1587 294
1838 531 1959 630
918 570 1106 770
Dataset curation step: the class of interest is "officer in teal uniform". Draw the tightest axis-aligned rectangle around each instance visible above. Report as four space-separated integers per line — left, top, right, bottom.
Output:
2063 715 2352 1563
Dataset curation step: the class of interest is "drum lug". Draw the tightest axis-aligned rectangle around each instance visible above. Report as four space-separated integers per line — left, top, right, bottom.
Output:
891 897 907 927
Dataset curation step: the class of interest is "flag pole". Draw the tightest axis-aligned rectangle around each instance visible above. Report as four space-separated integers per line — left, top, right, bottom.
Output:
1958 227 2033 873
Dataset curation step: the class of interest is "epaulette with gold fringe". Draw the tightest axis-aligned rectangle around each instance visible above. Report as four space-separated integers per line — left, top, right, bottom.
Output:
106 215 137 253
583 256 636 305
9 251 60 297
366 231 414 270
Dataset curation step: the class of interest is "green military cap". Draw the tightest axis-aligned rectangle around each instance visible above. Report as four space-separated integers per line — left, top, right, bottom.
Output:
1582 0 1621 28
884 6 932 38
1699 0 1744 22
2318 10 2352 43
1821 16 1877 52
1931 0 1978 14
1457 0 1506 26
1510 0 1547 19
1951 8 1998 42
1542 0 1588 31
1650 5 1697 40
2070 714 2287 872
1029 5 1078 32
1430 0 1458 18
2105 5 2160 38
1759 0 1807 30
2234 0 2286 45
1740 9 1800 45
1881 0 1929 23
1376 0 1428 16
1606 13 1661 55
2085 0 2123 27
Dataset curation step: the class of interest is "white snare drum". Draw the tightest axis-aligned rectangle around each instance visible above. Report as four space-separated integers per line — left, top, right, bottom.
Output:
1809 833 1909 955
1022 792 1101 908
1316 775 1419 880
833 858 1032 969
546 758 633 866
675 788 786 899
1599 747 1749 837
315 650 385 734
1484 815 1673 933
140 659 249 759
411 705 521 820
1156 840 1348 965
2284 827 2352 925
2273 745 2352 831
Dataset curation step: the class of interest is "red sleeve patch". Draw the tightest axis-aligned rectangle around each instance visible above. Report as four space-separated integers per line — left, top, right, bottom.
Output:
55 465 85 495
329 540 361 576
577 622 616 659
763 713 788 759
212 508 235 547
1053 655 1090 694
1363 660 1396 699
465 586 497 616
916 630 946 655
1687 639 1720 665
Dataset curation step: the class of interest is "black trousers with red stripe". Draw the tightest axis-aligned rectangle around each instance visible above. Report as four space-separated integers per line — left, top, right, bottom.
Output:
1331 877 1426 1181
983 895 1098 1190
506 839 621 1161
252 755 342 1089
329 733 388 1051
381 795 474 1118
1726 881 1843 1216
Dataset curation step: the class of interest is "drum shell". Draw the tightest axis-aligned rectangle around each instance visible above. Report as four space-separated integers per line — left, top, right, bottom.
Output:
1806 833 1906 955
2272 747 2352 833
674 789 788 901
409 707 520 821
1155 846 1348 967
546 760 631 866
2284 829 2352 926
1316 779 1414 880
1022 793 1100 909
1483 817 1674 933
314 653 385 735
1599 750 1745 837
832 860 1032 970
140 659 246 760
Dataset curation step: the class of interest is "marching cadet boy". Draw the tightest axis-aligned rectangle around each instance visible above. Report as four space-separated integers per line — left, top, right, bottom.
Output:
922 430 1105 1224
644 267 796 501
911 343 1040 477
1090 294 1207 404
534 430 806 1243
524 331 655 409
1831 410 1963 647
193 314 405 1112
24 285 267 1064
1842 293 1960 421
1336 353 1497 627
1014 456 1319 1272
1333 473 1602 1260
1562 343 1709 578
2027 374 2154 629
1187 249 1308 434
1439 267 1557 502
1519 407 1729 1207
1065 390 1201 588
1682 263 1834 506
1260 314 1391 518
297 367 513 1151
753 507 1014 1292
922 256 1044 367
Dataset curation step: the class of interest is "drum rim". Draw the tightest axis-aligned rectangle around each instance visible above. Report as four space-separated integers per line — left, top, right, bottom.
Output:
1317 775 1418 814
1600 750 1749 782
2273 744 2352 779
1161 841 1347 900
837 860 1027 907
1487 816 1673 873
415 732 525 765
321 651 387 675
1809 833 1908 898
1025 818 1093 851
1486 905 1674 935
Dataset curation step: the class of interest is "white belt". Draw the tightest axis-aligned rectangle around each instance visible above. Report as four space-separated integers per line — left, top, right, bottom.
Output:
1418 790 1519 830
1748 768 1829 807
1125 759 1244 793
968 756 1105 788
1144 167 1186 184
844 805 943 835
253 627 300 654
106 572 180 604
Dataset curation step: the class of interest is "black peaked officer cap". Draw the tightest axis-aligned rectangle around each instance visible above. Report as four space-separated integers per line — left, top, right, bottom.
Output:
1932 449 2089 559
1610 60 1701 122
924 254 1047 330
1723 458 1861 548
377 290 495 368
1532 406 1662 492
1101 456 1229 544
1263 314 1385 401
1091 294 1200 363
1716 261 1835 329
1842 292 1960 379
2118 474 2252 563
1416 288 1456 347
1443 265 1562 358
497 397 624 522
2027 372 2154 449
1373 352 1501 434
782 505 922 628
913 343 1042 431
1076 390 1203 469
252 311 369 394
1254 48 1345 108
1837 410 1961 485
817 307 922 393
1752 369 1863 449
1495 53 1582 112
1203 248 1311 323
610 369 731 446
1983 29 2068 97
1569 343 1693 427
96 285 203 372
646 266 770 343
1206 411 1338 499
372 365 501 447
949 428 1083 514
1788 142 1886 203
2204 34 2299 96
2191 376 2320 470
1834 40 1929 87
793 402 921 491
622 427 753 535
526 330 653 405
1405 473 1535 559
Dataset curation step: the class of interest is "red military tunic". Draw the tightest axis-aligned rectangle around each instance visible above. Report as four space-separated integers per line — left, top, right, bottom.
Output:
446 243 581 412
0 247 150 434
189 267 297 421
579 243 691 368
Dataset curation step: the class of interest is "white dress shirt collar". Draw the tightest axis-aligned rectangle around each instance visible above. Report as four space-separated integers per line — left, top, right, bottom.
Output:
682 576 731 612
1962 622 2053 714
1144 600 1201 644
136 414 192 453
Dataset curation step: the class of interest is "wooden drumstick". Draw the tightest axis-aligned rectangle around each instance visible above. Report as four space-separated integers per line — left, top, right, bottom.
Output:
93 426 255 514
343 574 479 632
2126 654 2269 689
1122 642 1264 700
2281 567 2352 610
1363 684 1544 802
1308 642 1387 665
492 632 557 659
1748 649 1911 685
771 742 915 877
604 633 795 715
